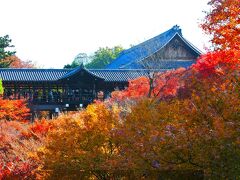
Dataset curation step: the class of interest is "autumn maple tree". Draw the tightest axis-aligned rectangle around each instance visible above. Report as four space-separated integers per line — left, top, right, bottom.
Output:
115 72 239 176
111 68 186 102
37 103 122 179
0 77 30 122
202 0 240 51
0 99 30 122
8 55 35 68
0 119 53 179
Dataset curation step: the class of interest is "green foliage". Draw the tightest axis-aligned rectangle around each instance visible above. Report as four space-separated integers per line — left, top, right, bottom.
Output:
85 46 124 69
63 64 74 69
0 79 3 95
64 46 124 69
0 35 16 68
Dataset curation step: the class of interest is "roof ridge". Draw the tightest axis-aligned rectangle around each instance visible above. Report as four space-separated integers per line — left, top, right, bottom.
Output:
120 25 180 56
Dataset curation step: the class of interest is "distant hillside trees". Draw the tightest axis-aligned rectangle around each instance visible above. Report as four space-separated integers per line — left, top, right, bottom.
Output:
64 46 124 69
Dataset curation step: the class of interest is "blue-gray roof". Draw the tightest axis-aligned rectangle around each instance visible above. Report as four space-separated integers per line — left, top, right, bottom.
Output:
90 69 164 82
0 68 69 82
106 25 201 69
60 65 104 80
0 68 163 82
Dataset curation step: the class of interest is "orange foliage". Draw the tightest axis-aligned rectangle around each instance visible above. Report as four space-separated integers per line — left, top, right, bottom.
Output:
0 99 30 122
37 103 121 179
35 69 239 178
0 121 45 179
111 68 186 101
29 119 53 135
5 55 35 68
111 49 239 102
111 76 149 100
21 119 53 139
115 73 240 177
192 50 240 77
202 0 240 50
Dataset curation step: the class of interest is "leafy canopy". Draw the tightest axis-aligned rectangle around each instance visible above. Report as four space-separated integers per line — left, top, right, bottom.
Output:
0 99 30 122
8 55 35 68
0 35 16 68
64 46 124 69
202 0 240 50
85 46 124 69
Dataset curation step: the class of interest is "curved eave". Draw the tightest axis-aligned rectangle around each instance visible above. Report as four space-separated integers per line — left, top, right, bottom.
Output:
177 33 203 55
58 66 105 81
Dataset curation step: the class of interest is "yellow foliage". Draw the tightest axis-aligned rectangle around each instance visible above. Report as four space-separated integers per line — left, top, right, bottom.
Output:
38 102 121 179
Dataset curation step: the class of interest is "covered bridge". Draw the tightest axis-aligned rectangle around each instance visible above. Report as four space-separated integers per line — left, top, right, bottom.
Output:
0 25 201 118
0 66 155 117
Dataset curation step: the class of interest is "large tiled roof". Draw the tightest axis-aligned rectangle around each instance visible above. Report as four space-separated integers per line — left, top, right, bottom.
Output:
0 68 163 82
105 25 201 69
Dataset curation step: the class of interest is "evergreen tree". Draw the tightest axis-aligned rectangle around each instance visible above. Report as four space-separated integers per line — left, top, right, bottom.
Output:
0 35 16 68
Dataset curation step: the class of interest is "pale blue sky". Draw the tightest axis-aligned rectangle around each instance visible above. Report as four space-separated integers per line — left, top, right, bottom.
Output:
0 0 210 68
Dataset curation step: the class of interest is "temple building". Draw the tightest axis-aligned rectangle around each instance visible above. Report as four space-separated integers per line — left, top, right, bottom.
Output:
0 25 201 118
106 25 201 69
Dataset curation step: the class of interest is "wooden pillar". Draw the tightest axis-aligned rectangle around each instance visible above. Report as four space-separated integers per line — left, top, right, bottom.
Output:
33 84 36 102
14 84 17 99
31 112 34 122
49 111 53 119
56 85 58 102
93 79 96 100
28 84 31 101
43 84 46 102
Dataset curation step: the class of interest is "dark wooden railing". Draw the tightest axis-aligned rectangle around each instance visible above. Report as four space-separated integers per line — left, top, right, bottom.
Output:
4 91 95 107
